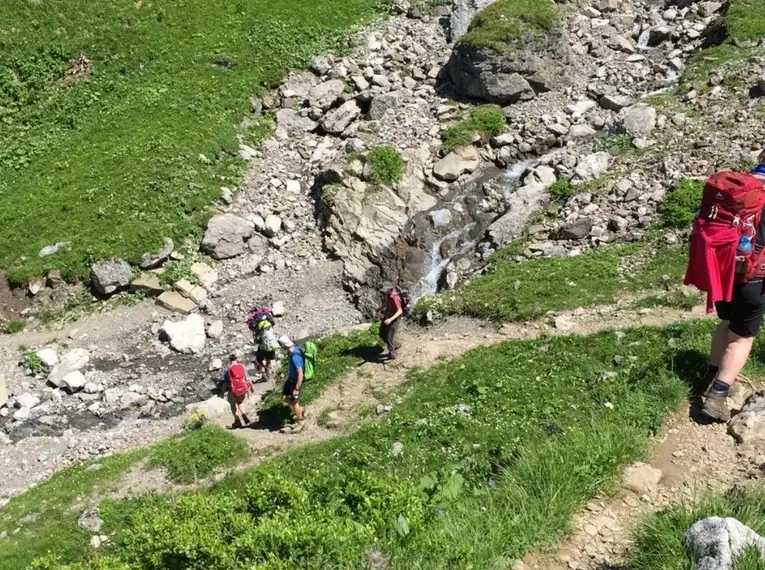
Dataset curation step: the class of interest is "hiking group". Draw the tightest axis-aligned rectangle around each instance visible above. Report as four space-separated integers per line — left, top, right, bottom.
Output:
220 285 410 430
685 149 765 422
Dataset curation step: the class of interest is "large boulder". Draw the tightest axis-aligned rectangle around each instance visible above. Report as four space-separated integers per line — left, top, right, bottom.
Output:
620 104 657 137
201 214 254 259
308 79 345 110
322 100 361 135
683 517 765 570
91 259 132 296
486 183 549 247
448 4 569 105
368 90 404 121
433 146 481 181
160 313 206 354
450 0 497 41
48 348 90 388
275 109 318 137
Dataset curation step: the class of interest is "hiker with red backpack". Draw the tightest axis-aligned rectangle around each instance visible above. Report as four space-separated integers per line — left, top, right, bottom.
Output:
223 354 252 429
685 158 765 422
378 284 411 361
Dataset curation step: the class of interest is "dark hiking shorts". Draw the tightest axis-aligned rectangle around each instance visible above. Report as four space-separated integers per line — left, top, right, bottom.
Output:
282 379 299 403
256 348 276 366
715 280 765 338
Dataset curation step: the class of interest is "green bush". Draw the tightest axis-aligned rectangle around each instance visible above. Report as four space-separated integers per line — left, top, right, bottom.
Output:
548 179 577 201
148 425 248 483
659 179 703 229
368 146 405 186
442 105 505 150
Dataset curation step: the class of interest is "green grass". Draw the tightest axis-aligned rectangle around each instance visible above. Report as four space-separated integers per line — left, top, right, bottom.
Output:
26 318 765 570
0 319 26 334
258 325 383 427
629 487 765 570
0 0 385 284
459 0 561 52
367 146 405 187
442 105 505 150
147 425 249 484
594 134 633 154
415 242 688 322
0 451 146 570
633 290 703 311
659 179 703 229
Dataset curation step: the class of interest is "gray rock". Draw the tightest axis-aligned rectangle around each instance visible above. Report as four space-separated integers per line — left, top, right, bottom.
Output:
309 79 345 110
322 100 361 135
272 301 286 317
48 349 90 388
367 90 404 121
568 124 598 139
555 219 593 240
139 237 174 270
16 393 40 409
206 320 224 340
104 388 121 405
621 104 657 137
621 462 663 495
309 55 332 76
575 152 611 180
130 273 164 296
39 242 72 257
647 26 672 46
78 507 103 533
599 94 633 111
609 35 635 53
263 214 282 238
729 391 765 443
186 396 230 419
487 183 549 247
526 165 557 187
683 517 765 570
201 214 254 259
275 109 318 136
156 291 197 314
13 407 30 421
433 146 480 181
450 0 496 41
61 371 87 394
120 392 147 410
161 314 206 354
91 259 132 296
36 348 58 368
428 209 453 229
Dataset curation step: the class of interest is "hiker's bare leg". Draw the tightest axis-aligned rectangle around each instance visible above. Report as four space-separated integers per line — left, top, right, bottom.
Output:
716 329 754 385
229 401 239 420
293 402 304 421
710 320 730 368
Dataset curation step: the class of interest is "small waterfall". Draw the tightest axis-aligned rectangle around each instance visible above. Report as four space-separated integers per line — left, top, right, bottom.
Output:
412 227 476 302
637 28 652 51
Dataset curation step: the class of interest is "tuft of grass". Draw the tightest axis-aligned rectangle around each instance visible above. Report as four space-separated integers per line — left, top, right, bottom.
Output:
594 134 633 154
629 487 765 570
632 290 703 311
147 425 249 484
460 0 561 52
415 242 689 322
367 146 405 187
548 179 577 201
442 105 505 150
0 319 26 334
0 0 384 283
158 258 202 287
659 179 703 229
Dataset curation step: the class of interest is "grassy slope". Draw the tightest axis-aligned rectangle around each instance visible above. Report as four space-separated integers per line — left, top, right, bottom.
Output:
14 319 765 569
459 0 560 51
0 0 381 283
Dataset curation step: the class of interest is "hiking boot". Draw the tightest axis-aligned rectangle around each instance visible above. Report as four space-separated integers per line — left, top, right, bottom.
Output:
701 390 732 423
230 417 244 430
241 414 251 426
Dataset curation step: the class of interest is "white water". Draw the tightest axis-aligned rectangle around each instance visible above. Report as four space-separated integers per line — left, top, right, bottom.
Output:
637 28 652 51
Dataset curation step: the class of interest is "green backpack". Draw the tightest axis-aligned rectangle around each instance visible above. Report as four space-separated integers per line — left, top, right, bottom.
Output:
301 342 317 381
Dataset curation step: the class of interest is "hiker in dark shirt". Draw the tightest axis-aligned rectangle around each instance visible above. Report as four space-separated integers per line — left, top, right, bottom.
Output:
379 285 403 360
703 159 765 421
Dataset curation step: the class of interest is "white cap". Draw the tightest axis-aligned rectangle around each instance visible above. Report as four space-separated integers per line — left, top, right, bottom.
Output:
278 335 294 349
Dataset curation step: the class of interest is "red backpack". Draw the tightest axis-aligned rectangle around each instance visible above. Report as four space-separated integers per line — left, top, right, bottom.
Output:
227 363 250 396
684 171 765 312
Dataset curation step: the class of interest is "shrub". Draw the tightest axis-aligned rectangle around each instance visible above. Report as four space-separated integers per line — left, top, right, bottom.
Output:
367 146 405 186
148 425 248 483
183 409 209 432
159 259 202 286
442 105 505 150
659 179 703 229
23 352 44 374
547 179 577 201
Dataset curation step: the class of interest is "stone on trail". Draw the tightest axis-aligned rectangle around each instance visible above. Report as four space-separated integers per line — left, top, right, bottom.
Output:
156 291 197 314
175 279 208 305
130 274 164 296
620 104 657 137
201 214 254 260
553 315 575 331
321 100 361 135
48 349 90 388
433 146 480 182
683 517 765 570
190 262 218 290
61 371 87 394
272 301 286 317
263 214 283 238
90 258 132 296
620 462 663 495
35 348 58 368
728 391 765 443
160 313 206 354
186 396 230 419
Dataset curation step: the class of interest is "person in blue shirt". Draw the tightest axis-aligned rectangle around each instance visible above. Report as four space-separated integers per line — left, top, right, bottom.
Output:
279 336 305 424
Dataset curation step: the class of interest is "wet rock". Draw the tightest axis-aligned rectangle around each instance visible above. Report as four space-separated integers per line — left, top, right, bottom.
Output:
433 146 480 181
621 462 663 495
526 165 557 187
156 291 197 314
48 349 90 388
647 26 672 47
161 314 206 354
91 259 132 296
683 517 765 570
201 214 254 260
729 392 765 443
555 219 593 240
428 209 453 229
130 274 164 296
621 104 657 137
139 237 174 270
322 100 361 135
78 507 103 533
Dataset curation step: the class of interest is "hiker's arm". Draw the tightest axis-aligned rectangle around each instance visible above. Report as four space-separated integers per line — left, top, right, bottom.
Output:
294 368 304 393
385 307 403 325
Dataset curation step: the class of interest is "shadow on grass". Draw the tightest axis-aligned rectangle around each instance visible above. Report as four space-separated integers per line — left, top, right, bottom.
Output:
340 343 387 365
665 348 718 425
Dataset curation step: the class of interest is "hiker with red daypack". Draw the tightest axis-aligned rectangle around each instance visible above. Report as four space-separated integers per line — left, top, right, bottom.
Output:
685 160 765 422
223 354 252 429
379 284 410 360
